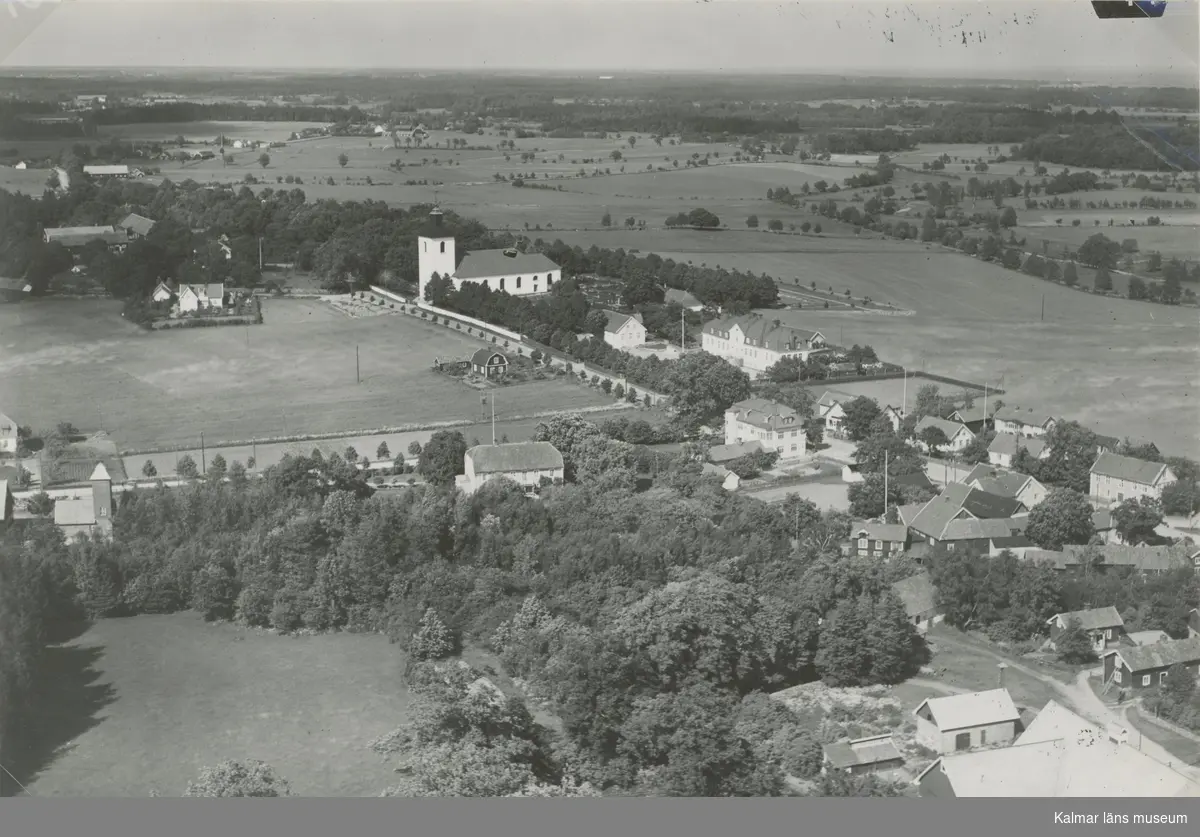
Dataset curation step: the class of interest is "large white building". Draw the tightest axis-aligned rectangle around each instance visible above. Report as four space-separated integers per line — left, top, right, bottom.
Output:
1089 452 1176 505
455 441 565 496
701 314 827 378
724 397 806 460
417 208 562 301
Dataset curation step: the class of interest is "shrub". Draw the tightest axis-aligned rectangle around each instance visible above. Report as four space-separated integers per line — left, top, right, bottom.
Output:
192 562 238 622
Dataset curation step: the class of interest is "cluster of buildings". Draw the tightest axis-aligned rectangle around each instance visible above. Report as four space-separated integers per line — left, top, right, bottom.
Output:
42 212 156 253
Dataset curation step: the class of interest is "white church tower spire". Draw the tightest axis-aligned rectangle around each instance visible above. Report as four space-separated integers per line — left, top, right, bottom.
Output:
417 206 457 300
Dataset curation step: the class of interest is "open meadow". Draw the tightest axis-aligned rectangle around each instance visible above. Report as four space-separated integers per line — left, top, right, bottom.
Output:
14 613 412 797
96 120 329 143
0 297 613 452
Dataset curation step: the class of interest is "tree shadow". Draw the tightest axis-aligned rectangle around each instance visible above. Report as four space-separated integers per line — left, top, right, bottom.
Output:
3 642 117 795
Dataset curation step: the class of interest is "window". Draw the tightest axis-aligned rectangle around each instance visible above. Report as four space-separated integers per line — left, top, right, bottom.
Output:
791 430 798 437
857 538 868 549
500 277 506 291
875 541 883 551
1114 669 1122 684
1160 671 1168 685
423 242 427 252
954 732 971 751
790 444 797 452
516 276 522 289
980 729 987 746
1105 629 1113 639
99 506 108 517
533 275 538 283
1142 675 1151 687
439 242 445 253
547 276 553 287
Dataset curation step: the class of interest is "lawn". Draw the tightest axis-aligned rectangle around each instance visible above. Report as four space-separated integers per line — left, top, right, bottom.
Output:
924 627 1069 712
1124 708 1200 768
14 613 412 797
0 297 613 451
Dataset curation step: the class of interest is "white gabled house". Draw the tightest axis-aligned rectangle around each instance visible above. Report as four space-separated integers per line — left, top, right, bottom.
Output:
913 416 975 454
1089 452 1175 505
601 310 647 349
177 282 225 313
701 313 827 378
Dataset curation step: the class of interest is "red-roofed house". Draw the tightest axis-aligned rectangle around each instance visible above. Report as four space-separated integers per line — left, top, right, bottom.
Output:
1089 452 1176 505
723 397 806 460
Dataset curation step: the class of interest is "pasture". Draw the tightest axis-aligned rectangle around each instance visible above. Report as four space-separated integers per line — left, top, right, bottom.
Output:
95 120 329 143
0 297 613 452
14 613 411 797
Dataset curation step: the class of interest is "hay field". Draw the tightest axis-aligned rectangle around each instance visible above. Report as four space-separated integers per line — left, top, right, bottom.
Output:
0 297 611 451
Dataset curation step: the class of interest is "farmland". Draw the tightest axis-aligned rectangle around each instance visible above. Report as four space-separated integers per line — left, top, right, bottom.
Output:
14 613 412 797
0 297 614 452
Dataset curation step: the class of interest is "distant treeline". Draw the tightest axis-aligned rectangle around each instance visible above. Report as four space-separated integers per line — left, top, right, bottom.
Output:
1018 125 1199 172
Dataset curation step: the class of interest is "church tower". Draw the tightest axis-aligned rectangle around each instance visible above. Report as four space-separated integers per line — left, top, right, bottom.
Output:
89 462 113 535
417 207 457 301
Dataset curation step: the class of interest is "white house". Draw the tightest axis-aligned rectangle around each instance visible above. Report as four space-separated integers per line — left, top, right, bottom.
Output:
987 433 1048 468
0 411 18 455
882 404 906 434
151 282 175 303
602 310 647 349
177 283 225 313
914 689 1021 754
815 389 857 437
14 161 26 170
724 397 806 460
913 416 975 454
1089 452 1176 505
455 441 565 496
701 314 827 377
417 208 561 300
963 464 1049 509
992 406 1056 438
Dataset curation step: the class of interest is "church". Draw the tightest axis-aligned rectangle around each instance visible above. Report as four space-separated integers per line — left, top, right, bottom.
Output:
417 207 562 300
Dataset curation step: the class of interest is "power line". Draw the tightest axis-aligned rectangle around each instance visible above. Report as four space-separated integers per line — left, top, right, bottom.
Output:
1 760 33 796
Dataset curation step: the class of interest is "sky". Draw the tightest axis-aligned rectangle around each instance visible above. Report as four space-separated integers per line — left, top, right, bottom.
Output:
1 0 1197 83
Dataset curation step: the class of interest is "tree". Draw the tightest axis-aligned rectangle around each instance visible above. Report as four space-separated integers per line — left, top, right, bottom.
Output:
1024 488 1095 550
408 441 422 456
1094 266 1113 292
338 153 349 168
767 219 784 232
610 150 622 162
1111 496 1163 545
258 153 271 169
848 473 902 519
177 454 199 479
1161 663 1197 706
842 397 884 442
417 430 468 486
1078 233 1121 270
142 460 158 478
601 212 613 227
185 760 291 797
345 446 359 463
377 441 391 461
660 352 751 428
812 223 822 234
867 592 928 684
1055 617 1097 664
917 425 950 456
1063 261 1079 287
208 454 227 482
815 596 873 686
410 608 456 661
998 206 1017 228
746 215 759 228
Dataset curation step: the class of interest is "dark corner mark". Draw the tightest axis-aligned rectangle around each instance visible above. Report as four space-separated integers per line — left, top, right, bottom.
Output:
1091 1 1168 19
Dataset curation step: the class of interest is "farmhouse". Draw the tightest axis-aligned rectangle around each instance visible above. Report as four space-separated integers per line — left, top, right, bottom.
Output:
850 521 909 560
913 416 974 454
987 433 1047 468
701 314 827 377
455 441 565 496
178 283 225 313
723 397 806 460
917 700 1200 797
83 164 138 178
890 571 942 632
992 406 1056 438
1047 606 1125 653
118 213 156 239
43 225 128 250
907 482 1028 550
663 288 703 311
914 688 1021 754
52 463 114 541
417 208 562 300
822 735 905 777
1089 452 1176 505
471 348 509 379
151 282 175 303
601 310 648 349
963 464 1048 508
1102 636 1200 693
0 412 17 455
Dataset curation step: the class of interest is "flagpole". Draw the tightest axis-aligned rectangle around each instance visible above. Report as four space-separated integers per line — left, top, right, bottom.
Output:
491 394 496 445
884 450 889 521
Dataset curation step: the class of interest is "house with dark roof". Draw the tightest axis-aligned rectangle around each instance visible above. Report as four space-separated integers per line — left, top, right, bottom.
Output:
850 521 909 559
470 348 509 379
917 700 1200 797
707 440 764 465
601 310 647 349
455 441 564 496
118 213 156 239
416 208 561 300
1089 452 1176 505
907 482 1027 552
992 406 1056 438
914 688 1021 754
1103 636 1200 693
723 397 806 460
701 313 827 377
964 464 1048 509
178 282 225 313
43 225 128 250
1047 606 1125 653
987 433 1048 468
891 571 942 632
822 735 905 777
913 416 974 454
1033 544 1194 575
663 288 703 311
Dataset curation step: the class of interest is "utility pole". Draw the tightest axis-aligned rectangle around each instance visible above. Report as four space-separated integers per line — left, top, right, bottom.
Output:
1041 294 1045 322
356 345 360 384
681 307 686 352
491 394 497 445
902 367 907 415
252 440 257 470
200 431 206 475
259 237 264 270
884 450 889 520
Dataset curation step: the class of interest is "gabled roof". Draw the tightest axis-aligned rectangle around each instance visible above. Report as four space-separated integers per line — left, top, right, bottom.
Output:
964 464 1035 498
470 348 508 367
44 225 126 247
909 483 1025 541
941 516 1026 541
703 314 824 352
947 402 1000 424
1060 544 1192 573
960 489 1024 519
708 440 764 463
453 249 560 280
663 288 702 308
852 521 908 543
915 688 1019 732
53 493 96 526
989 533 1035 550
726 397 801 433
89 462 111 482
466 441 564 475
1050 606 1124 631
993 406 1055 428
1089 452 1171 486
892 469 935 491
896 502 926 527
178 283 225 300
0 412 17 438
118 212 156 236
891 572 938 618
987 433 1047 459
1104 636 1200 674
823 735 903 770
915 415 972 440
602 310 643 335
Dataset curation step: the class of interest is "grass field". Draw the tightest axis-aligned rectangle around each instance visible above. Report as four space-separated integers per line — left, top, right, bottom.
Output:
14 613 411 797
0 297 613 451
925 628 1062 711
96 120 329 143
